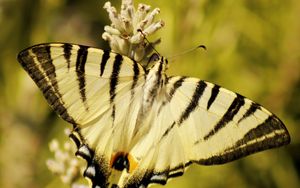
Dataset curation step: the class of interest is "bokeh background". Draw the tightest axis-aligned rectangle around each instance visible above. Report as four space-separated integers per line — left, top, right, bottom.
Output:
0 0 299 187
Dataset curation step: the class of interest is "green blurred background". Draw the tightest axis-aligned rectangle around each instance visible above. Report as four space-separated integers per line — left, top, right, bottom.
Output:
0 0 299 187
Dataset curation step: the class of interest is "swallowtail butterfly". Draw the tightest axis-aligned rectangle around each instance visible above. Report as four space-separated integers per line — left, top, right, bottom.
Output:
18 43 290 188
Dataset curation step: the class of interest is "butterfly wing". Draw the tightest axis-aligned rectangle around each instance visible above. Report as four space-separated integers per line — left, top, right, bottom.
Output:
136 76 290 185
18 43 145 125
18 43 147 187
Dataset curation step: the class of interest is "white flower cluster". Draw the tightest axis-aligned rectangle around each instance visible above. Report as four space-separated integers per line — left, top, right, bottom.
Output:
102 0 164 62
46 129 87 187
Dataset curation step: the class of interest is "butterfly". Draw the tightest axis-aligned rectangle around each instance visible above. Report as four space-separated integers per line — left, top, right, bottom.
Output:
18 43 290 188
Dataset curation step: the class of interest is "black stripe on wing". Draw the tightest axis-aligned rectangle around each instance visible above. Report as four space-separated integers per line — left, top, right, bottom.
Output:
17 45 76 125
131 60 140 98
204 94 245 140
110 54 123 121
195 115 290 165
168 77 186 101
31 44 62 98
110 54 123 103
157 76 186 114
207 85 220 110
161 122 176 138
237 102 261 123
100 50 110 77
178 80 207 125
234 115 290 149
63 43 72 70
76 45 89 111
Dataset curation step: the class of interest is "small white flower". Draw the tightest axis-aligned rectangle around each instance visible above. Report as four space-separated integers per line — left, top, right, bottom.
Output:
46 129 87 186
102 0 164 62
49 139 59 151
46 159 65 174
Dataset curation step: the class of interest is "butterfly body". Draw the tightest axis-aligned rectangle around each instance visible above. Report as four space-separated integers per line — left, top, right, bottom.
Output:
143 59 164 109
18 43 290 188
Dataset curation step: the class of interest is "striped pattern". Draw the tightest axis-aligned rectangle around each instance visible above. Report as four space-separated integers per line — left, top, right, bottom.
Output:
203 93 245 140
76 45 89 110
207 85 220 110
18 43 290 188
178 80 207 124
109 54 123 121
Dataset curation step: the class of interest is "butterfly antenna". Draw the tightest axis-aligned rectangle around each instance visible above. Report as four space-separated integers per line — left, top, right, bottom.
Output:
137 29 161 56
167 44 207 61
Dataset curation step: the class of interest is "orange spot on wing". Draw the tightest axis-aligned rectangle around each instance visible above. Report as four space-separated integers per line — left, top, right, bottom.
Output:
110 152 139 173
127 153 139 173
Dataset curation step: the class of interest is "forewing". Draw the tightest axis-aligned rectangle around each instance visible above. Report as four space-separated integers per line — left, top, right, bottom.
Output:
18 43 145 126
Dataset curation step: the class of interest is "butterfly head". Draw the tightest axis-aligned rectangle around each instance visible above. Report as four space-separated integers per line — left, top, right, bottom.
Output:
147 53 168 70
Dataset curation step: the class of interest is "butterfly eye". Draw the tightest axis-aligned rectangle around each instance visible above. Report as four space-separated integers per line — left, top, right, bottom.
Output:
149 53 160 62
145 53 161 69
